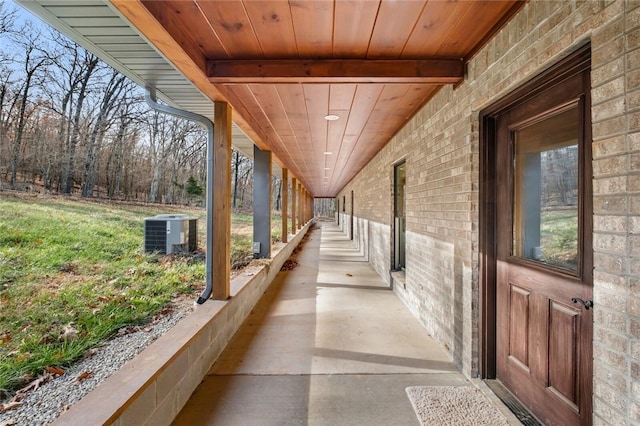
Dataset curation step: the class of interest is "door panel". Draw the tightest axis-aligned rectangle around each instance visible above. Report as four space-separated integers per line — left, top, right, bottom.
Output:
495 66 592 426
548 301 579 406
508 285 530 370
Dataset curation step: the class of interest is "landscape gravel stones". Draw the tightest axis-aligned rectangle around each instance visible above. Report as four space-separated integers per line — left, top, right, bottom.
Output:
0 298 194 426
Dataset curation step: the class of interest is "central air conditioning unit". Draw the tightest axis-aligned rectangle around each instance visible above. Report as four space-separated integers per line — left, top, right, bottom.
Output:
144 214 197 254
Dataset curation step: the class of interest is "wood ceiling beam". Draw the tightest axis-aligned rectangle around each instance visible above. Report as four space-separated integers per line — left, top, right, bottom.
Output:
206 59 464 84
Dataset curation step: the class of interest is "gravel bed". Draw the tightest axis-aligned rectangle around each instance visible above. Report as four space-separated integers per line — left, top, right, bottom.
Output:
0 298 195 426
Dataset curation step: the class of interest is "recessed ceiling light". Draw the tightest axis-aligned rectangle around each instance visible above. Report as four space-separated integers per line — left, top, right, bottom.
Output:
324 114 339 121
324 167 330 170
324 152 332 155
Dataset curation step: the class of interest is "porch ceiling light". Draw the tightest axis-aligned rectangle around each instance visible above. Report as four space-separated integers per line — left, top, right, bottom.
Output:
324 114 339 121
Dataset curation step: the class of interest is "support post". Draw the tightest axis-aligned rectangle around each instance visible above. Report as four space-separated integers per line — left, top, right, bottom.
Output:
291 177 297 234
282 168 288 243
253 145 272 258
298 185 303 228
213 101 232 300
298 184 303 229
304 191 308 223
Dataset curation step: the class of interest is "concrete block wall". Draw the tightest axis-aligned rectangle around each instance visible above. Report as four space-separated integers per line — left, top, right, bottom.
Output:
369 220 391 283
337 1 640 422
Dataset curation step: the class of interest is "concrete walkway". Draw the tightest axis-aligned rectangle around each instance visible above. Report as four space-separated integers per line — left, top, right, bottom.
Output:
174 222 507 425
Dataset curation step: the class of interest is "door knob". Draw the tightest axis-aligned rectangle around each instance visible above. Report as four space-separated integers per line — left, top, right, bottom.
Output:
571 297 593 310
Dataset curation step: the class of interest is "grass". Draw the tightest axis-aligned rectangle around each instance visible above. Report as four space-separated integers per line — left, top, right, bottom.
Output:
0 195 283 397
540 209 578 269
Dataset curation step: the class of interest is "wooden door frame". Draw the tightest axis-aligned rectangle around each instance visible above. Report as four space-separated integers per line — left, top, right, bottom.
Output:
478 42 592 380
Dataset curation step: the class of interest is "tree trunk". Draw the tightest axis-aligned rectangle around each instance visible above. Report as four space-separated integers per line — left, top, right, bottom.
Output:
275 178 282 211
148 114 161 203
63 55 98 194
10 76 34 188
81 73 126 198
233 149 240 209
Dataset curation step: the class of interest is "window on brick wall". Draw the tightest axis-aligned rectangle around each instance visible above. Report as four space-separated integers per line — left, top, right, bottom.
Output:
393 161 406 270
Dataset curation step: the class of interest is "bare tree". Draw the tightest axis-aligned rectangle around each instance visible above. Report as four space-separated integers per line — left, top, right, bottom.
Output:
273 175 282 211
0 10 223 204
61 50 99 194
81 70 130 197
43 34 92 191
105 96 144 199
0 69 20 185
8 24 51 189
232 149 253 209
146 111 191 203
0 2 17 34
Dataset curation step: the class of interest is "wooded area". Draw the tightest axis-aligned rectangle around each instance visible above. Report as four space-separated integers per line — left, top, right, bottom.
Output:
0 3 281 209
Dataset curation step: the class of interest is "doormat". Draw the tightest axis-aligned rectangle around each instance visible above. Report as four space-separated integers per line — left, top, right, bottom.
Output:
406 386 510 426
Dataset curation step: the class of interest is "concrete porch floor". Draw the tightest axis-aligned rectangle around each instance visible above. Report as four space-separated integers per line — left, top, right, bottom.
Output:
174 222 519 425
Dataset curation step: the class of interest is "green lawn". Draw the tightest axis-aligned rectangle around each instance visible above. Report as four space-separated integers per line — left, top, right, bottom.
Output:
540 209 578 269
0 196 282 397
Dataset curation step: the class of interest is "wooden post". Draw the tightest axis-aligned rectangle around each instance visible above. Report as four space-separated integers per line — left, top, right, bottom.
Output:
213 101 231 300
300 188 304 226
304 190 308 223
291 177 297 234
282 168 288 243
298 184 303 229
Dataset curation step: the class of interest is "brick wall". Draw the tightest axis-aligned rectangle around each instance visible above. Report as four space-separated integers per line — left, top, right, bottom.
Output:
337 1 639 423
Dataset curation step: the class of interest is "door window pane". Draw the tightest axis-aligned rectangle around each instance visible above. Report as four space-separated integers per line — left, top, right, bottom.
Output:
513 107 579 272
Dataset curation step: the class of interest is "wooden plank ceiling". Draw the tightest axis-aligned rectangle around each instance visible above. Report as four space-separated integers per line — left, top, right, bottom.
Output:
112 0 523 197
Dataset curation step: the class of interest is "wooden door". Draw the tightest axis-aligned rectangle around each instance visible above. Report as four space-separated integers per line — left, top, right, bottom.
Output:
494 61 592 425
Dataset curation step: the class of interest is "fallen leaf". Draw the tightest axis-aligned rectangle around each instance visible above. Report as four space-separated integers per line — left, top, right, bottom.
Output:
143 327 152 332
45 366 64 376
346 273 353 277
1 332 10 344
61 323 78 341
75 371 93 382
0 401 23 413
29 374 51 392
11 373 51 402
